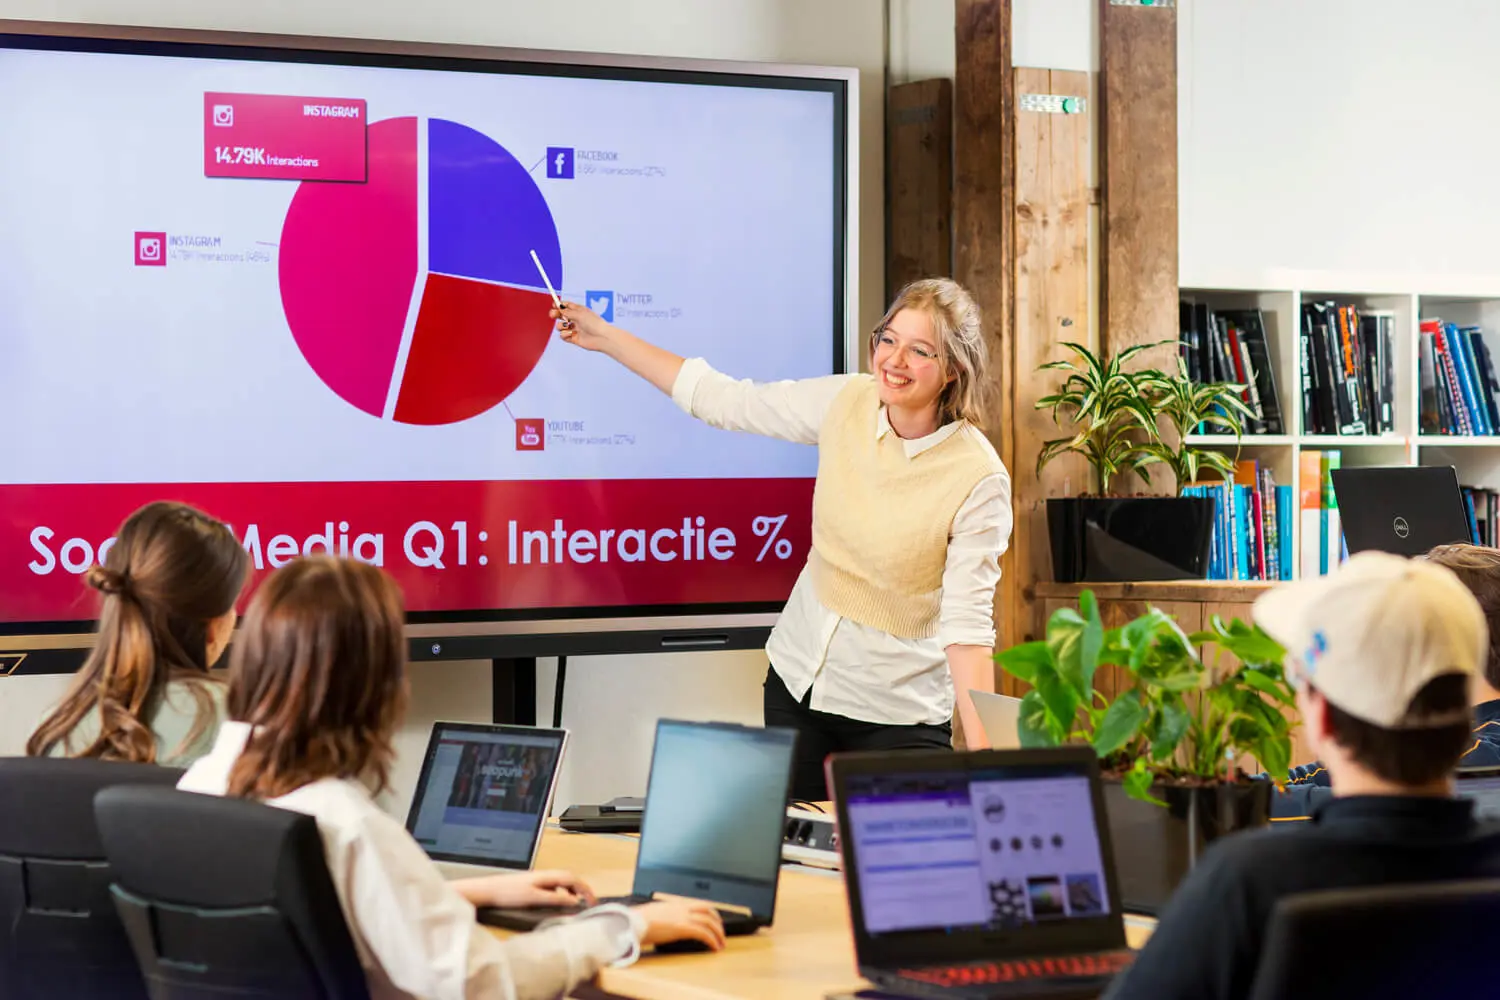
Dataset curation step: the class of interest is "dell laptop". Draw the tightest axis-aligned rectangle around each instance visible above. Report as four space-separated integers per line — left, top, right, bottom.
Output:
969 690 1024 750
405 722 568 878
478 719 798 939
826 746 1134 999
1332 465 1474 557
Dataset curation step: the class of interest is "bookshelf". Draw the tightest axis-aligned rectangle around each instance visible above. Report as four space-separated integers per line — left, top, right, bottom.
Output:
1179 285 1500 579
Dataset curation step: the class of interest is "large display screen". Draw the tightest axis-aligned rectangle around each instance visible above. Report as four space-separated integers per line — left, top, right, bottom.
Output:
0 24 850 640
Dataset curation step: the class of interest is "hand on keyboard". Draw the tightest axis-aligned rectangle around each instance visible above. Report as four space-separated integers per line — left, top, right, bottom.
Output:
453 869 598 909
636 900 727 953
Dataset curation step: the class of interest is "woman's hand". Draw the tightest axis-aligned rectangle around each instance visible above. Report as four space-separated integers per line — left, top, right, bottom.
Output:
551 301 616 353
453 869 597 909
633 900 727 952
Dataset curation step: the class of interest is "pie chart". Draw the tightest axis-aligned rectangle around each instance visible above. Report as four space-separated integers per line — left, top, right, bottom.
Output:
278 116 561 425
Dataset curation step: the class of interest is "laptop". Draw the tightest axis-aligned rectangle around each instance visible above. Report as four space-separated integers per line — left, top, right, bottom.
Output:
1332 465 1474 557
826 746 1134 999
404 722 568 878
969 690 1023 750
1457 765 1500 821
477 719 798 940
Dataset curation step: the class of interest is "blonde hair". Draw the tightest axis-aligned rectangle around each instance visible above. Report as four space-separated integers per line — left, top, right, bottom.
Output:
869 278 990 428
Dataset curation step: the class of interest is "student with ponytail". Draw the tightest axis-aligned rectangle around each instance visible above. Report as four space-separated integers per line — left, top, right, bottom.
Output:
26 501 249 766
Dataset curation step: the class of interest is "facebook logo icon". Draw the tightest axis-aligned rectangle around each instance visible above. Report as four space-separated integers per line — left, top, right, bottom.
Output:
585 290 614 322
546 147 574 179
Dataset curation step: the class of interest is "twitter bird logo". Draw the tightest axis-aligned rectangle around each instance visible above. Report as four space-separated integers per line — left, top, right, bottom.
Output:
585 290 614 322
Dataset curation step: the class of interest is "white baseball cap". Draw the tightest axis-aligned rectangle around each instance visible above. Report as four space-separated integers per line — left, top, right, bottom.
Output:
1252 550 1487 728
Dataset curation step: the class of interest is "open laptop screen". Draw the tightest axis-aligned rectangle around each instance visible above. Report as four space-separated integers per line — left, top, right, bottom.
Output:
406 723 566 869
633 720 796 920
844 763 1112 936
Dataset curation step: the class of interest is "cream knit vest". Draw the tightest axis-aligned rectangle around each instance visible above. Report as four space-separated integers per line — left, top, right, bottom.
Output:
810 376 1003 639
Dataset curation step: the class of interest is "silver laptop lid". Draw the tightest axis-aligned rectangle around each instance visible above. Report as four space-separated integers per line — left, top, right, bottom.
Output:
405 722 568 870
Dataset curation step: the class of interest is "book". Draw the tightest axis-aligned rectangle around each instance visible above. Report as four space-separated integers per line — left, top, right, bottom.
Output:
1299 451 1322 579
1320 451 1342 574
1222 309 1284 435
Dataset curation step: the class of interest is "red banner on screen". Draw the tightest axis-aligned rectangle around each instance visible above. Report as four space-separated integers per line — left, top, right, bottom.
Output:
203 92 367 181
0 479 813 624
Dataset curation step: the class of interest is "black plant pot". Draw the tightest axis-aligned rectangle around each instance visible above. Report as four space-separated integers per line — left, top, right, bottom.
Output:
1047 496 1216 583
1102 779 1271 915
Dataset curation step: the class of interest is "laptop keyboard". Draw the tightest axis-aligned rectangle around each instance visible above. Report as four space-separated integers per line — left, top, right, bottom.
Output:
893 951 1135 993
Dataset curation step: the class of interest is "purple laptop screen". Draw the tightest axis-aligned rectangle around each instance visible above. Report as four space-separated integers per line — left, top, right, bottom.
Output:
844 768 1111 935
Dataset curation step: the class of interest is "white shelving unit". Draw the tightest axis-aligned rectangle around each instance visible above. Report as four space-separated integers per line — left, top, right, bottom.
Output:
1179 285 1500 578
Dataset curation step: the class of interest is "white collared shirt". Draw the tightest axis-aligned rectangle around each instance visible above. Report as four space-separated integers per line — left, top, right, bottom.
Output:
178 723 641 1000
672 359 1013 726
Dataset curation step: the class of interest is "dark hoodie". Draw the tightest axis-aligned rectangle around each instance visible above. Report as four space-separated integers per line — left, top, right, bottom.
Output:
1270 699 1500 820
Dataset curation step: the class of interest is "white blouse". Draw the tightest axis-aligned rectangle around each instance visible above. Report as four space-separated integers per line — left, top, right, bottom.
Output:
672 359 1014 727
178 723 641 1000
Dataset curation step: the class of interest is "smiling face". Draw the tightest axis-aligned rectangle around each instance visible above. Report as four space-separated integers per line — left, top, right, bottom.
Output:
871 307 953 419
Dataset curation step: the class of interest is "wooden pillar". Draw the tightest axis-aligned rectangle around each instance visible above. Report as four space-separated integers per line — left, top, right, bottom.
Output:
886 79 952 300
954 0 1016 651
1011 68 1092 656
1099 0 1178 369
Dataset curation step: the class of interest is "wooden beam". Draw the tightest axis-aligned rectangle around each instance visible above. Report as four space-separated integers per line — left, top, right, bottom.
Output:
1013 68 1091 638
886 79 952 300
1099 0 1177 368
954 0 1016 656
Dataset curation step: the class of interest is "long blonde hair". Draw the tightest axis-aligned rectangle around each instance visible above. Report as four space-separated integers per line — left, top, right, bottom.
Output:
27 502 249 762
869 278 990 428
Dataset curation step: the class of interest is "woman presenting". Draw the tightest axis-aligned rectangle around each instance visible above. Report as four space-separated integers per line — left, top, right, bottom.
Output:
553 279 1013 801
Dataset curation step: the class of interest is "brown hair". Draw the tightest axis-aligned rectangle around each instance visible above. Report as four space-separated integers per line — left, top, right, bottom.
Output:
1424 543 1500 690
870 278 990 428
27 501 249 763
1322 674 1474 785
225 557 408 801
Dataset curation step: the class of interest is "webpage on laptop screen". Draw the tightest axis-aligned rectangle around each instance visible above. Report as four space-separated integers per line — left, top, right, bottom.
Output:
411 731 560 862
846 770 1110 935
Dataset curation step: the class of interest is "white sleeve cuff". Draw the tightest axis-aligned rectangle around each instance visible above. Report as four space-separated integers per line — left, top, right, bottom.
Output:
567 903 643 968
670 357 712 415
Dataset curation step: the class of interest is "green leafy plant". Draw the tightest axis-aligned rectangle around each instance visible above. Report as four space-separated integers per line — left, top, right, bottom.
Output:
995 592 1296 804
1035 342 1251 496
1135 358 1257 491
1034 342 1162 495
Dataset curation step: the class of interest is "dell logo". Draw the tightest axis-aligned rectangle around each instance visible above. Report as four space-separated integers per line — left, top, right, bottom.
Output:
694 879 711 892
1393 516 1411 539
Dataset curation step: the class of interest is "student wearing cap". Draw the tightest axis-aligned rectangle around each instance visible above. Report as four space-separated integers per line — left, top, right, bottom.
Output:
1272 542 1500 820
1103 551 1500 1000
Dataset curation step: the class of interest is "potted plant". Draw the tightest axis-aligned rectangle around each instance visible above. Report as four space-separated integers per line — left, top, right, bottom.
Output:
996 592 1296 913
1037 342 1254 582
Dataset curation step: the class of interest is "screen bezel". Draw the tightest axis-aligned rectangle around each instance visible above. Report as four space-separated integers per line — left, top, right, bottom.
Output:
826 746 1130 969
631 718 797 923
404 721 568 871
0 18 856 653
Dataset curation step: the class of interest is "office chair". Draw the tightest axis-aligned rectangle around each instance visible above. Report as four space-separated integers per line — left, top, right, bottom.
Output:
94 785 370 1000
1248 878 1500 1000
0 756 184 1000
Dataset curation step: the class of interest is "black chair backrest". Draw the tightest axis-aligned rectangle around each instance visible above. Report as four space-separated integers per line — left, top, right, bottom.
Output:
94 784 369 1000
1249 878 1500 1000
0 756 184 1000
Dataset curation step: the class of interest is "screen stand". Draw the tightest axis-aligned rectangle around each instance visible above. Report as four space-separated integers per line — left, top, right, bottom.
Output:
491 657 536 725
489 656 568 727
552 655 568 728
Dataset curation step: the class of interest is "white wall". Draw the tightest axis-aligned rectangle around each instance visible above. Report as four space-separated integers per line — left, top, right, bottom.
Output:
1180 0 1500 292
0 0 883 815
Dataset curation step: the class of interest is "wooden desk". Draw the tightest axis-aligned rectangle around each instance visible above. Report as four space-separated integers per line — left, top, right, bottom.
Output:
491 827 1155 1000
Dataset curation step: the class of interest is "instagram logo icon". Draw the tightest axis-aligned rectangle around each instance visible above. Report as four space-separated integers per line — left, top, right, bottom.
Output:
134 232 167 267
212 104 234 127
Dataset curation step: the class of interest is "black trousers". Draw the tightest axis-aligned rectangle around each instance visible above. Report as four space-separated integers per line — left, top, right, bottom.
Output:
762 665 953 802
